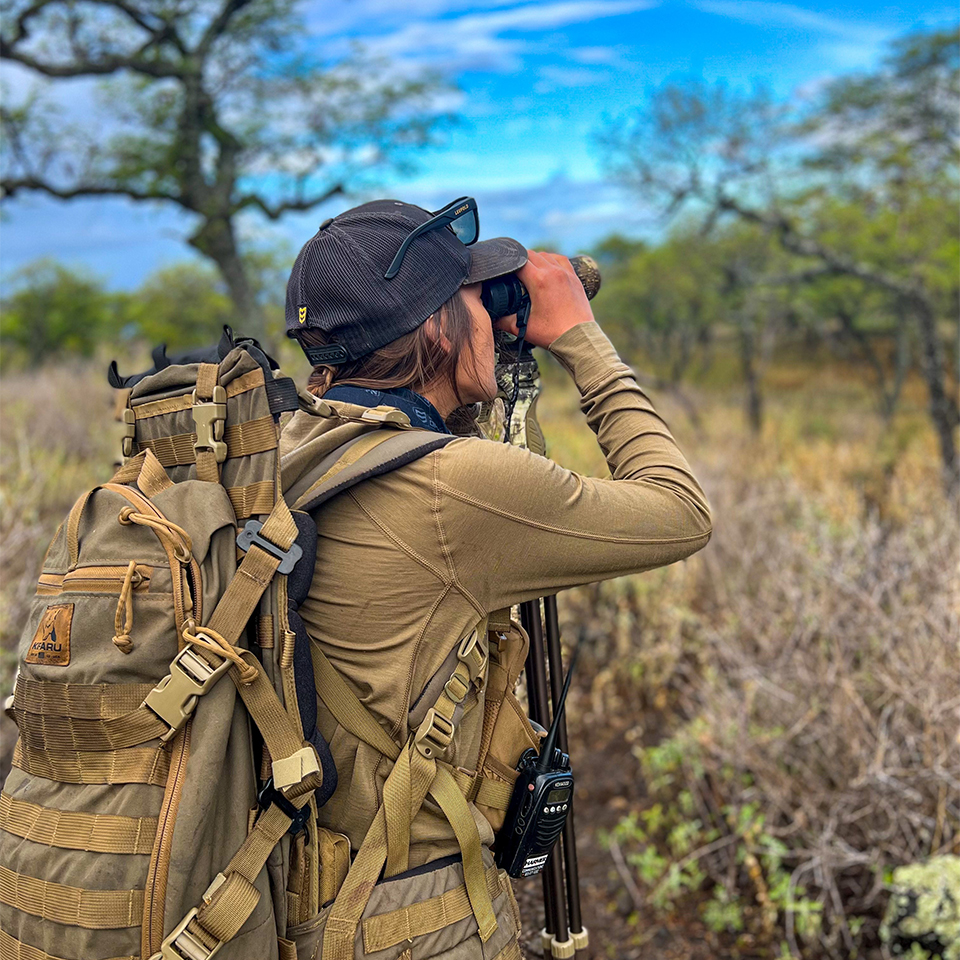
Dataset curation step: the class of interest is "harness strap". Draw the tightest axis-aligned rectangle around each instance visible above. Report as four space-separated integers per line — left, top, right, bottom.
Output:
310 644 401 760
315 625 493 956
292 430 398 509
429 768 498 941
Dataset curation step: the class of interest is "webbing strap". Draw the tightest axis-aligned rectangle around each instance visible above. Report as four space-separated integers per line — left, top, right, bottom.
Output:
0 792 157 854
131 368 264 421
164 800 311 953
310 644 401 761
65 488 95 571
0 865 143 929
194 363 221 483
0 929 137 960
428 768 497 941
226 480 276 518
137 417 277 469
450 768 514 811
13 679 155 720
361 863 502 953
13 707 168 753
383 747 414 877
12 741 170 786
134 448 173 498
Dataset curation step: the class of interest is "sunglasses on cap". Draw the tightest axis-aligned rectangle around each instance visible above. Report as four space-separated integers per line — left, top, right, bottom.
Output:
384 196 479 280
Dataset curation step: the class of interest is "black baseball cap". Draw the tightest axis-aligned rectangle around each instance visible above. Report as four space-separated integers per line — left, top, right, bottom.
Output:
285 199 527 365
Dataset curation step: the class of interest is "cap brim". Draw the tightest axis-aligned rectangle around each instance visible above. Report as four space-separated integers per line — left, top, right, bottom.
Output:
463 237 527 284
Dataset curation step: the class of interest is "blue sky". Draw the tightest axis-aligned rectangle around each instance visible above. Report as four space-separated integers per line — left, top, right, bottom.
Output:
1 0 955 289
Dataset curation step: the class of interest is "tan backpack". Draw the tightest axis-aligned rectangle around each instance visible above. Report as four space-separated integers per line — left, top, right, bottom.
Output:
0 335 456 960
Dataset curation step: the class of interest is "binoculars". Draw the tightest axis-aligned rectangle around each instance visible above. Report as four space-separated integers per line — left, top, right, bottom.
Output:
480 255 601 324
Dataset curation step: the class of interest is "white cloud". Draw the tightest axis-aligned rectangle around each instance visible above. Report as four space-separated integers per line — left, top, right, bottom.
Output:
568 45 628 65
340 0 659 74
690 0 894 74
533 64 608 93
691 0 889 42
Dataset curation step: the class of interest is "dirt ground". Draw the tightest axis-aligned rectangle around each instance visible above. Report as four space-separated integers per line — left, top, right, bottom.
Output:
512 714 736 960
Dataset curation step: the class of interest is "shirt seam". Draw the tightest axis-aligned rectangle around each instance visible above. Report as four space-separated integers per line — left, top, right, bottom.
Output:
432 452 485 616
435 480 711 545
347 488 452 584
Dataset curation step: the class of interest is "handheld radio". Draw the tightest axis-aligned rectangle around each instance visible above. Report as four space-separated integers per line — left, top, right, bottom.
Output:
494 635 584 878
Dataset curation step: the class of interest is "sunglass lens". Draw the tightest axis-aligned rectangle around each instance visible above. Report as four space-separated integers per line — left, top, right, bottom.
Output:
450 209 479 245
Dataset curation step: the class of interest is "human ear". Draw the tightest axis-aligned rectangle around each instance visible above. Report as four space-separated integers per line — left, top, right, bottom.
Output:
425 311 453 354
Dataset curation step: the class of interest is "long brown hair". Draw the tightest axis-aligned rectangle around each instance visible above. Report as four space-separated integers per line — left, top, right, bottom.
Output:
294 288 480 407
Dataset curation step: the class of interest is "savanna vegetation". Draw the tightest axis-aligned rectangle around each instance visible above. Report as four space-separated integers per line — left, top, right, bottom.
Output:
1 10 957 960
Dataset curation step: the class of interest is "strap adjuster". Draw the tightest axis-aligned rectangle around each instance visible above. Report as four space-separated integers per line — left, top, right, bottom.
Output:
192 385 228 464
414 707 455 759
257 778 312 835
144 646 233 742
236 519 303 574
443 671 470 703
157 906 222 959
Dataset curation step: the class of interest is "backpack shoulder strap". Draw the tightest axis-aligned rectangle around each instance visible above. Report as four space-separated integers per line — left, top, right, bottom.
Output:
285 428 456 514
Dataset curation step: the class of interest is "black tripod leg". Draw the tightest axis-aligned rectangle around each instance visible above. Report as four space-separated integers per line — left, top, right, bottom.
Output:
522 599 570 955
521 600 559 945
544 595 589 957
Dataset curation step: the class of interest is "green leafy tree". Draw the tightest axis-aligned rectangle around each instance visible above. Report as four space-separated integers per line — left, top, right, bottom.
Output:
600 27 960 490
1 0 450 337
124 261 235 349
0 260 118 365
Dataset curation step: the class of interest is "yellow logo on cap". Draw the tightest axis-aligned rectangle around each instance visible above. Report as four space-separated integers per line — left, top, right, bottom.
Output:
298 306 307 324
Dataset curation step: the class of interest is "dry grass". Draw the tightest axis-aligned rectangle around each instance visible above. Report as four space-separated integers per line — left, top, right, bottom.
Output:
537 351 959 958
0 349 956 958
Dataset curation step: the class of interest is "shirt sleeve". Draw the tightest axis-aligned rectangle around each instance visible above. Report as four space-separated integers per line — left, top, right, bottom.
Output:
435 321 712 612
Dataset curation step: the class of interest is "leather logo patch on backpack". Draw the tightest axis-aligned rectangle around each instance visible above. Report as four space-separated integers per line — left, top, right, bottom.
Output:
26 604 73 666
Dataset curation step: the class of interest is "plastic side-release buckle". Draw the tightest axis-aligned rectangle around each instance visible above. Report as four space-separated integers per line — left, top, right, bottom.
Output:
192 385 227 463
155 906 221 960
144 646 233 742
457 629 487 686
121 407 137 459
236 519 303 575
257 778 312 835
414 707 455 759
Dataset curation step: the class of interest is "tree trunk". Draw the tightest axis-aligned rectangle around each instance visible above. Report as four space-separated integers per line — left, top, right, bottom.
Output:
881 316 911 423
910 296 959 494
738 325 763 435
188 216 266 341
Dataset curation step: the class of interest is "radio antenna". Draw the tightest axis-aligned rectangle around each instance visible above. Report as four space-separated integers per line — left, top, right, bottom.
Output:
535 633 585 773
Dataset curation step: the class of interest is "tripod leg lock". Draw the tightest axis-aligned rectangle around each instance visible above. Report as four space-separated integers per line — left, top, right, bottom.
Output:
571 927 589 952
549 936 575 958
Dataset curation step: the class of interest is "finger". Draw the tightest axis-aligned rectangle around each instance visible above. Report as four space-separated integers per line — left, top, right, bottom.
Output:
494 314 519 336
542 252 575 274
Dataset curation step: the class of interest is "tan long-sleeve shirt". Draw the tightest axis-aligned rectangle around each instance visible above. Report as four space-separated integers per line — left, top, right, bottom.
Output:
282 320 711 860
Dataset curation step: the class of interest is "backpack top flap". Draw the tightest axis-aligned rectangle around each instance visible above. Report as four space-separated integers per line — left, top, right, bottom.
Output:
124 344 298 520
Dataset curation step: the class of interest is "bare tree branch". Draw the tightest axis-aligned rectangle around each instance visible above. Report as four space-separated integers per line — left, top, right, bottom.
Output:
1 174 180 204
197 0 255 58
235 184 345 219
